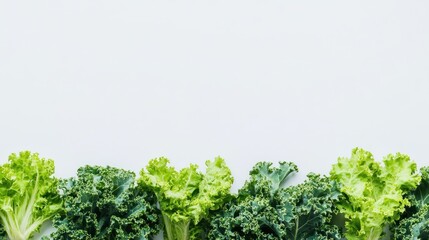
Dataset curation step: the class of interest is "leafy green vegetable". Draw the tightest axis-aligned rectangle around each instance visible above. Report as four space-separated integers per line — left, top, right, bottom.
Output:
139 156 233 240
330 148 421 240
0 151 62 240
208 162 342 240
394 166 429 239
49 165 161 240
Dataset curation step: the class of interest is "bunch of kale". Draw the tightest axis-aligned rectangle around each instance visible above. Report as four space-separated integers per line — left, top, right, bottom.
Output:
47 165 161 240
208 161 342 240
394 166 429 239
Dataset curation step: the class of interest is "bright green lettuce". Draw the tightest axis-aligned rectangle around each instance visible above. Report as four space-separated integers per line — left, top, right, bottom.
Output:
330 148 421 240
48 165 161 239
138 156 233 240
208 162 342 240
0 151 62 240
394 166 429 239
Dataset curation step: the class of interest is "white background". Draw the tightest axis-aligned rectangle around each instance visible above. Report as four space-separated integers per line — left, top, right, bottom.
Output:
1 1 429 239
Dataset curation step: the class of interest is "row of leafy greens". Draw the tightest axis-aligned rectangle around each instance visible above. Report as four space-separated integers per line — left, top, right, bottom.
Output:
1 149 429 240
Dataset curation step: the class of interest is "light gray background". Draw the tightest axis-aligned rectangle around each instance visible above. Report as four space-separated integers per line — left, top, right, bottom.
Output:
1 1 429 239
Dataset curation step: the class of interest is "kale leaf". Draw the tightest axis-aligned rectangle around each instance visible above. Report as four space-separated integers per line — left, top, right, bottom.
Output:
208 162 342 240
394 166 429 239
48 165 161 240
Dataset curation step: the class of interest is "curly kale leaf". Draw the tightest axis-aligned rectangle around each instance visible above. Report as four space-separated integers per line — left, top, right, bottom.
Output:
281 174 342 240
239 161 298 197
394 167 429 239
330 148 421 240
208 162 342 240
49 165 161 240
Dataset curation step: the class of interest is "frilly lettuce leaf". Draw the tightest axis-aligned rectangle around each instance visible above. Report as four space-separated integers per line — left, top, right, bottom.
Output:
139 156 233 240
330 148 420 240
0 151 62 240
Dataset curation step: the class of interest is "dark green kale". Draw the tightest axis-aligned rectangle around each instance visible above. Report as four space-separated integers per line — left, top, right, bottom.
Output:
394 166 429 239
48 165 161 240
208 162 342 240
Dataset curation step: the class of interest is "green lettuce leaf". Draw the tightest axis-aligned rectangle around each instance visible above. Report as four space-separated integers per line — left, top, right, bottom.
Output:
139 156 233 240
0 151 62 240
330 148 420 240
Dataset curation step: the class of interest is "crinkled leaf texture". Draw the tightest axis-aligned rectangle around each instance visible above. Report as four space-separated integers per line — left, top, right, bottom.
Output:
394 167 429 239
0 151 62 240
208 162 342 240
48 165 161 240
139 157 233 240
330 148 421 240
